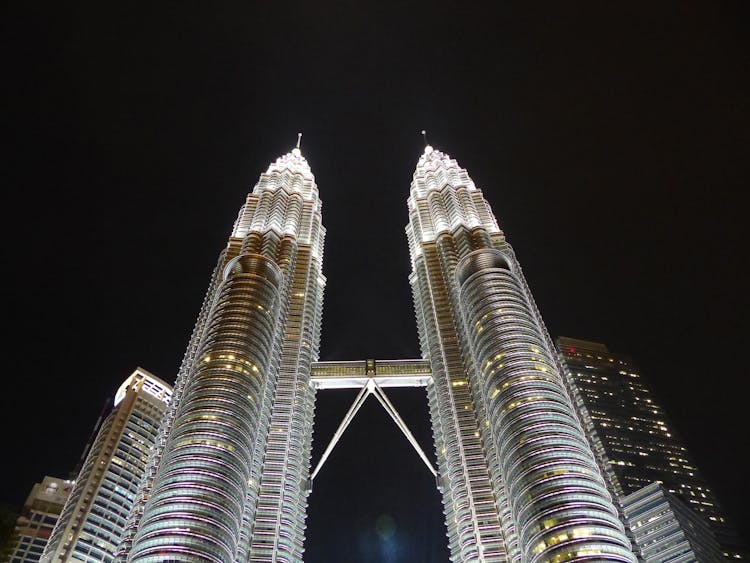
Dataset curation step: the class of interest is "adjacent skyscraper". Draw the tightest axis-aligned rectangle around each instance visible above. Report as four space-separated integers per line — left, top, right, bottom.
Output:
621 482 724 562
41 368 171 563
6 477 72 563
556 336 745 559
116 143 637 562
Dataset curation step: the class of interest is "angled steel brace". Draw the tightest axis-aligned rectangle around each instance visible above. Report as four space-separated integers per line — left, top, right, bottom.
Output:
309 382 370 481
370 381 437 477
310 379 438 483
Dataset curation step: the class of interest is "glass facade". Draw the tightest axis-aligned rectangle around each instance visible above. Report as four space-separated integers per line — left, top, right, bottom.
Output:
7 477 72 563
406 146 635 562
41 369 171 563
621 482 724 562
557 336 746 560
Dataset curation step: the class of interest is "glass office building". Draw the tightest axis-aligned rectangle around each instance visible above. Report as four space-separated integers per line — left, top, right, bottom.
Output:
557 336 745 559
6 476 72 563
622 482 724 562
41 369 171 562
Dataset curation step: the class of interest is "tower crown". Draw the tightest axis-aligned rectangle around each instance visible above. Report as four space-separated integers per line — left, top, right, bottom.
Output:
256 147 317 199
411 146 476 198
265 148 313 181
231 145 324 249
406 146 500 263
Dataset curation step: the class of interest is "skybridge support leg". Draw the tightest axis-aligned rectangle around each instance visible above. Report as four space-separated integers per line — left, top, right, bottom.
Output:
309 379 438 484
309 383 369 482
370 381 438 477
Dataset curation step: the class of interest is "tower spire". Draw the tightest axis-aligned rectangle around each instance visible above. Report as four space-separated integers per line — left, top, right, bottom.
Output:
421 129 433 154
292 132 303 156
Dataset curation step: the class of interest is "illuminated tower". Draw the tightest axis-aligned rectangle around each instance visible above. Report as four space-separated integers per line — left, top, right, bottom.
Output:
114 141 642 563
557 336 746 560
7 476 72 563
621 482 724 562
406 145 636 562
120 143 325 563
41 368 171 563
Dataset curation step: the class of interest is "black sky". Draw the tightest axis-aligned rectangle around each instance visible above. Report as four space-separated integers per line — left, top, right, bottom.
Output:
3 2 749 560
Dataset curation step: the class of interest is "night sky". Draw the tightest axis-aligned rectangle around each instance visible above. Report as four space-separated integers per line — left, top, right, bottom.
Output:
3 2 749 560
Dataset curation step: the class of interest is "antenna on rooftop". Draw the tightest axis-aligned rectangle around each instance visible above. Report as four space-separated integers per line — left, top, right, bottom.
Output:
291 132 303 157
421 130 434 154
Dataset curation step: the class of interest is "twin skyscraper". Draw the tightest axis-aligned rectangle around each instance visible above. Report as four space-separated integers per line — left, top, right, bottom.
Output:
107 142 634 563
33 142 738 562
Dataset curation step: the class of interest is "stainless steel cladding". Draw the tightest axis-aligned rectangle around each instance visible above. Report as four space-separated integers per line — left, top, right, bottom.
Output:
121 148 325 563
407 146 636 562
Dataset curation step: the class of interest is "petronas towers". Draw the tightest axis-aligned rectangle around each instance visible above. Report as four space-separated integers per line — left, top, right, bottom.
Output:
114 142 636 562
407 146 632 562
120 147 324 562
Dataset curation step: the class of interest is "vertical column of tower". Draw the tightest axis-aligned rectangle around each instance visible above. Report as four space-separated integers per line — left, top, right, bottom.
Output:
436 231 522 561
244 153 325 563
414 245 508 562
455 250 635 562
246 244 324 562
127 254 284 562
124 147 325 562
407 145 636 562
117 255 228 560
407 148 508 562
233 230 299 563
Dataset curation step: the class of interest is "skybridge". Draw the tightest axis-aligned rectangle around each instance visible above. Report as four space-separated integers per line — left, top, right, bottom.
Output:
309 358 437 485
